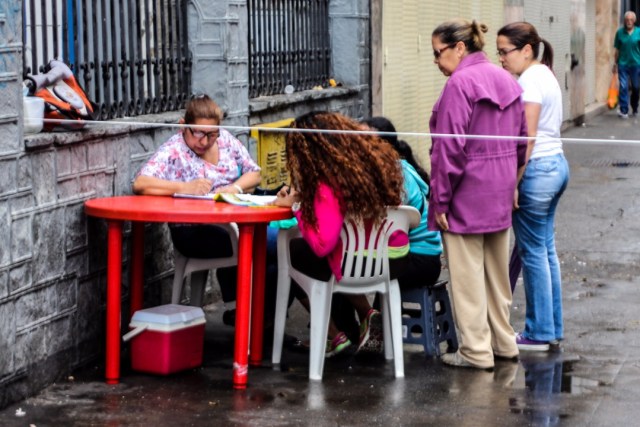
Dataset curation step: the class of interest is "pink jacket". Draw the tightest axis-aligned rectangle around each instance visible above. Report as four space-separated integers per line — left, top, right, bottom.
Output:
294 183 409 281
428 52 528 234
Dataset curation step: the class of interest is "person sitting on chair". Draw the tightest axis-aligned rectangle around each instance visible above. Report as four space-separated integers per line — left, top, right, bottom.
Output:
274 111 408 357
132 94 261 309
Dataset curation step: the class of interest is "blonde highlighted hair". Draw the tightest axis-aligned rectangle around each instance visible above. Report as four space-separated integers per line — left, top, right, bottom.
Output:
432 18 488 53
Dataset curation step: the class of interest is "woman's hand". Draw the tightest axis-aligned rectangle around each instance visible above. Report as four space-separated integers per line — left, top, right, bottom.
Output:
274 185 299 207
182 178 213 195
513 188 520 210
436 212 449 231
216 184 242 194
276 185 290 198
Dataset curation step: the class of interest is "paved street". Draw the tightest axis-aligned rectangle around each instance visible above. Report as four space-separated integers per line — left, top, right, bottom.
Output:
1 108 640 426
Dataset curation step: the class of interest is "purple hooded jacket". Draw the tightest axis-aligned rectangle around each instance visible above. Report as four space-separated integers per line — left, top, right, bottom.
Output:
428 51 527 234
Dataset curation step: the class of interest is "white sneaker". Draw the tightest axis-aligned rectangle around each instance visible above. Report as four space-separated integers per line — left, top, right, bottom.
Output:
618 110 629 119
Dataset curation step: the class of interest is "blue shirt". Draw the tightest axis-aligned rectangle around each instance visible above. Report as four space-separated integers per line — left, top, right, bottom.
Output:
401 160 442 256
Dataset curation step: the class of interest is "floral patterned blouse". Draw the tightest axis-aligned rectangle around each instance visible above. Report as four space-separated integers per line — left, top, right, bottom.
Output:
136 128 261 191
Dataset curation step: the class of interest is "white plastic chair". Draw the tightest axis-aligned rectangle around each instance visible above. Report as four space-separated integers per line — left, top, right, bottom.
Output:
271 206 420 380
171 223 239 306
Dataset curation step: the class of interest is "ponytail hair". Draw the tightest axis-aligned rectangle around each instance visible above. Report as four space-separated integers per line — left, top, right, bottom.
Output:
433 18 489 53
498 22 554 69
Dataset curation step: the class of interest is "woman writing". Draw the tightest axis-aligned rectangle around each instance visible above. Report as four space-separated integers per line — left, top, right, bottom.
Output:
497 22 569 352
132 94 261 306
429 19 527 370
274 111 406 356
328 117 444 352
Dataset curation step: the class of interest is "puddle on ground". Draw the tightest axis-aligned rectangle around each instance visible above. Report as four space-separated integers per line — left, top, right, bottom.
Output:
509 357 601 424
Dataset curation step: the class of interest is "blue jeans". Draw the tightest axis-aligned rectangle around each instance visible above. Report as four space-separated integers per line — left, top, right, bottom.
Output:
513 153 569 342
618 65 640 115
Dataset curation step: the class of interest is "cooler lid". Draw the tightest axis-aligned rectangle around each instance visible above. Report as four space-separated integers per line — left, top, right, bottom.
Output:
131 304 205 325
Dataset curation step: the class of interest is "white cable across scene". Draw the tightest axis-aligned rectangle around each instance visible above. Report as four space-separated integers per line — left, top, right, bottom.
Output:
29 117 640 146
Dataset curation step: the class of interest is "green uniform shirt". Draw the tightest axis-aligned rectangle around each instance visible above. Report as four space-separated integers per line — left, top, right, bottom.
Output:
614 26 640 67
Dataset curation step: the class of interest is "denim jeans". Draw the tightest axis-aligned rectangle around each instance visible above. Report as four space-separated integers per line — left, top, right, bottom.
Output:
618 65 640 115
513 153 569 342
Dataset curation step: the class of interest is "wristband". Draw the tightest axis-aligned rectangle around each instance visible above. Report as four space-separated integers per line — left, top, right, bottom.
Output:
232 184 243 194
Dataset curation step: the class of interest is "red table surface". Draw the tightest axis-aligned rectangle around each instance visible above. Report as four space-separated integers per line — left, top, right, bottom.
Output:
84 195 292 389
85 195 293 223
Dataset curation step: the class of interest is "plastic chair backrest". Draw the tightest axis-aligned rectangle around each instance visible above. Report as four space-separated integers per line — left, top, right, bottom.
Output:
338 206 418 287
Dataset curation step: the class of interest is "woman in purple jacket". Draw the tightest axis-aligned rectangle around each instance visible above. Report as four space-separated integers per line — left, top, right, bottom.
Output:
429 19 528 370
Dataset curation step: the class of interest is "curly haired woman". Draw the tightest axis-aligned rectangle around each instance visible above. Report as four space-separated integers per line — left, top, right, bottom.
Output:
274 111 406 356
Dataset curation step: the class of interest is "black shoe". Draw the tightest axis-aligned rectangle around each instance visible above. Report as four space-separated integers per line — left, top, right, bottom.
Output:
222 308 236 326
494 354 519 363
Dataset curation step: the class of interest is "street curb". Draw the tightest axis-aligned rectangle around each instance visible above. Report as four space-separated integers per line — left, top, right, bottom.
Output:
562 102 608 131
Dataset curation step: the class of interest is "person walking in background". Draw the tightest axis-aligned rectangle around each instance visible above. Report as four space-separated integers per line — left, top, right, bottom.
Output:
429 19 527 370
613 11 640 119
497 22 570 352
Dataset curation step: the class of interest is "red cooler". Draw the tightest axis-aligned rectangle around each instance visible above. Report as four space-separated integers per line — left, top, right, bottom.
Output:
123 304 206 375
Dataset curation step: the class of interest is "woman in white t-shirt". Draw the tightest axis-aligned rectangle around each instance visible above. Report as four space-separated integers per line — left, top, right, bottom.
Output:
497 22 570 352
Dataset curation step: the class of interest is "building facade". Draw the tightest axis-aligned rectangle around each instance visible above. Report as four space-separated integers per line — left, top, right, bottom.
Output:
0 0 623 408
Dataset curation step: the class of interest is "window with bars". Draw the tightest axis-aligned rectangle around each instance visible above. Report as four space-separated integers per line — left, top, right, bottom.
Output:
248 0 331 98
22 0 192 120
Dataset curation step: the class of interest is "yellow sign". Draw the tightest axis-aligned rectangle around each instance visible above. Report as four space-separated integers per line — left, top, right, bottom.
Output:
251 118 293 190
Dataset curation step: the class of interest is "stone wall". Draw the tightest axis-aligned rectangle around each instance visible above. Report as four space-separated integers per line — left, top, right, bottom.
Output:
0 0 370 408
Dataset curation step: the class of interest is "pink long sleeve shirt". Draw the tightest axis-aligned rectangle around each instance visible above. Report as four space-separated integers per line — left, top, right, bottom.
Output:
294 183 409 281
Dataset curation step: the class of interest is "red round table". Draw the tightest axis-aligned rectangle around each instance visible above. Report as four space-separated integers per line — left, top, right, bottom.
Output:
85 195 292 389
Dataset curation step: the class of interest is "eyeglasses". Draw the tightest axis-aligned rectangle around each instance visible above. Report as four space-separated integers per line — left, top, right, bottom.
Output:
497 46 521 57
188 127 219 142
433 44 454 59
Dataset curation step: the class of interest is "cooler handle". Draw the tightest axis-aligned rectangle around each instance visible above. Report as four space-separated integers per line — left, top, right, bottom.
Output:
122 325 148 342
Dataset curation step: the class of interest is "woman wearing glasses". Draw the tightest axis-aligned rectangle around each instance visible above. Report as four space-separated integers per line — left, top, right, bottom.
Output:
133 94 260 196
497 22 569 352
132 94 261 307
429 19 527 370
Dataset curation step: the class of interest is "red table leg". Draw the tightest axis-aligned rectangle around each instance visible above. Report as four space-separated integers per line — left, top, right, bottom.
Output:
233 224 254 389
105 220 123 384
130 222 145 317
250 223 267 366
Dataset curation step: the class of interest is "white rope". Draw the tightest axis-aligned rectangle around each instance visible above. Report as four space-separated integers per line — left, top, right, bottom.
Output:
30 117 640 146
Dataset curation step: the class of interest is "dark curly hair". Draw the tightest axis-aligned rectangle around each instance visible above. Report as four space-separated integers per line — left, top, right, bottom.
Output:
286 111 404 228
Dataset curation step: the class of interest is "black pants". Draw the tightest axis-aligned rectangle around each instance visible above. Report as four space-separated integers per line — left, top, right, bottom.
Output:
290 238 440 343
169 224 237 302
170 223 281 319
332 252 442 343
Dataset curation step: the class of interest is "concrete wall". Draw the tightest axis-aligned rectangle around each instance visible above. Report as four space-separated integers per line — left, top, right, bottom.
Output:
505 0 618 122
595 0 620 104
0 0 369 408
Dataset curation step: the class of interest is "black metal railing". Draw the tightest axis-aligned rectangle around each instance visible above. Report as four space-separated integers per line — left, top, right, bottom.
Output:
248 0 330 98
23 0 192 120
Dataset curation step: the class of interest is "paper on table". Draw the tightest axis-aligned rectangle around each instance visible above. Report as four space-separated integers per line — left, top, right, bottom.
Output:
172 192 277 206
218 193 277 206
173 193 217 200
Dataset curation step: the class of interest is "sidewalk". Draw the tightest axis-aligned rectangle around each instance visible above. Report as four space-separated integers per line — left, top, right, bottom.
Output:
1 109 640 426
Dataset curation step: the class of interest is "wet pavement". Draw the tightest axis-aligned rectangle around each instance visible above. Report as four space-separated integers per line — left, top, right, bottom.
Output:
2 108 640 426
